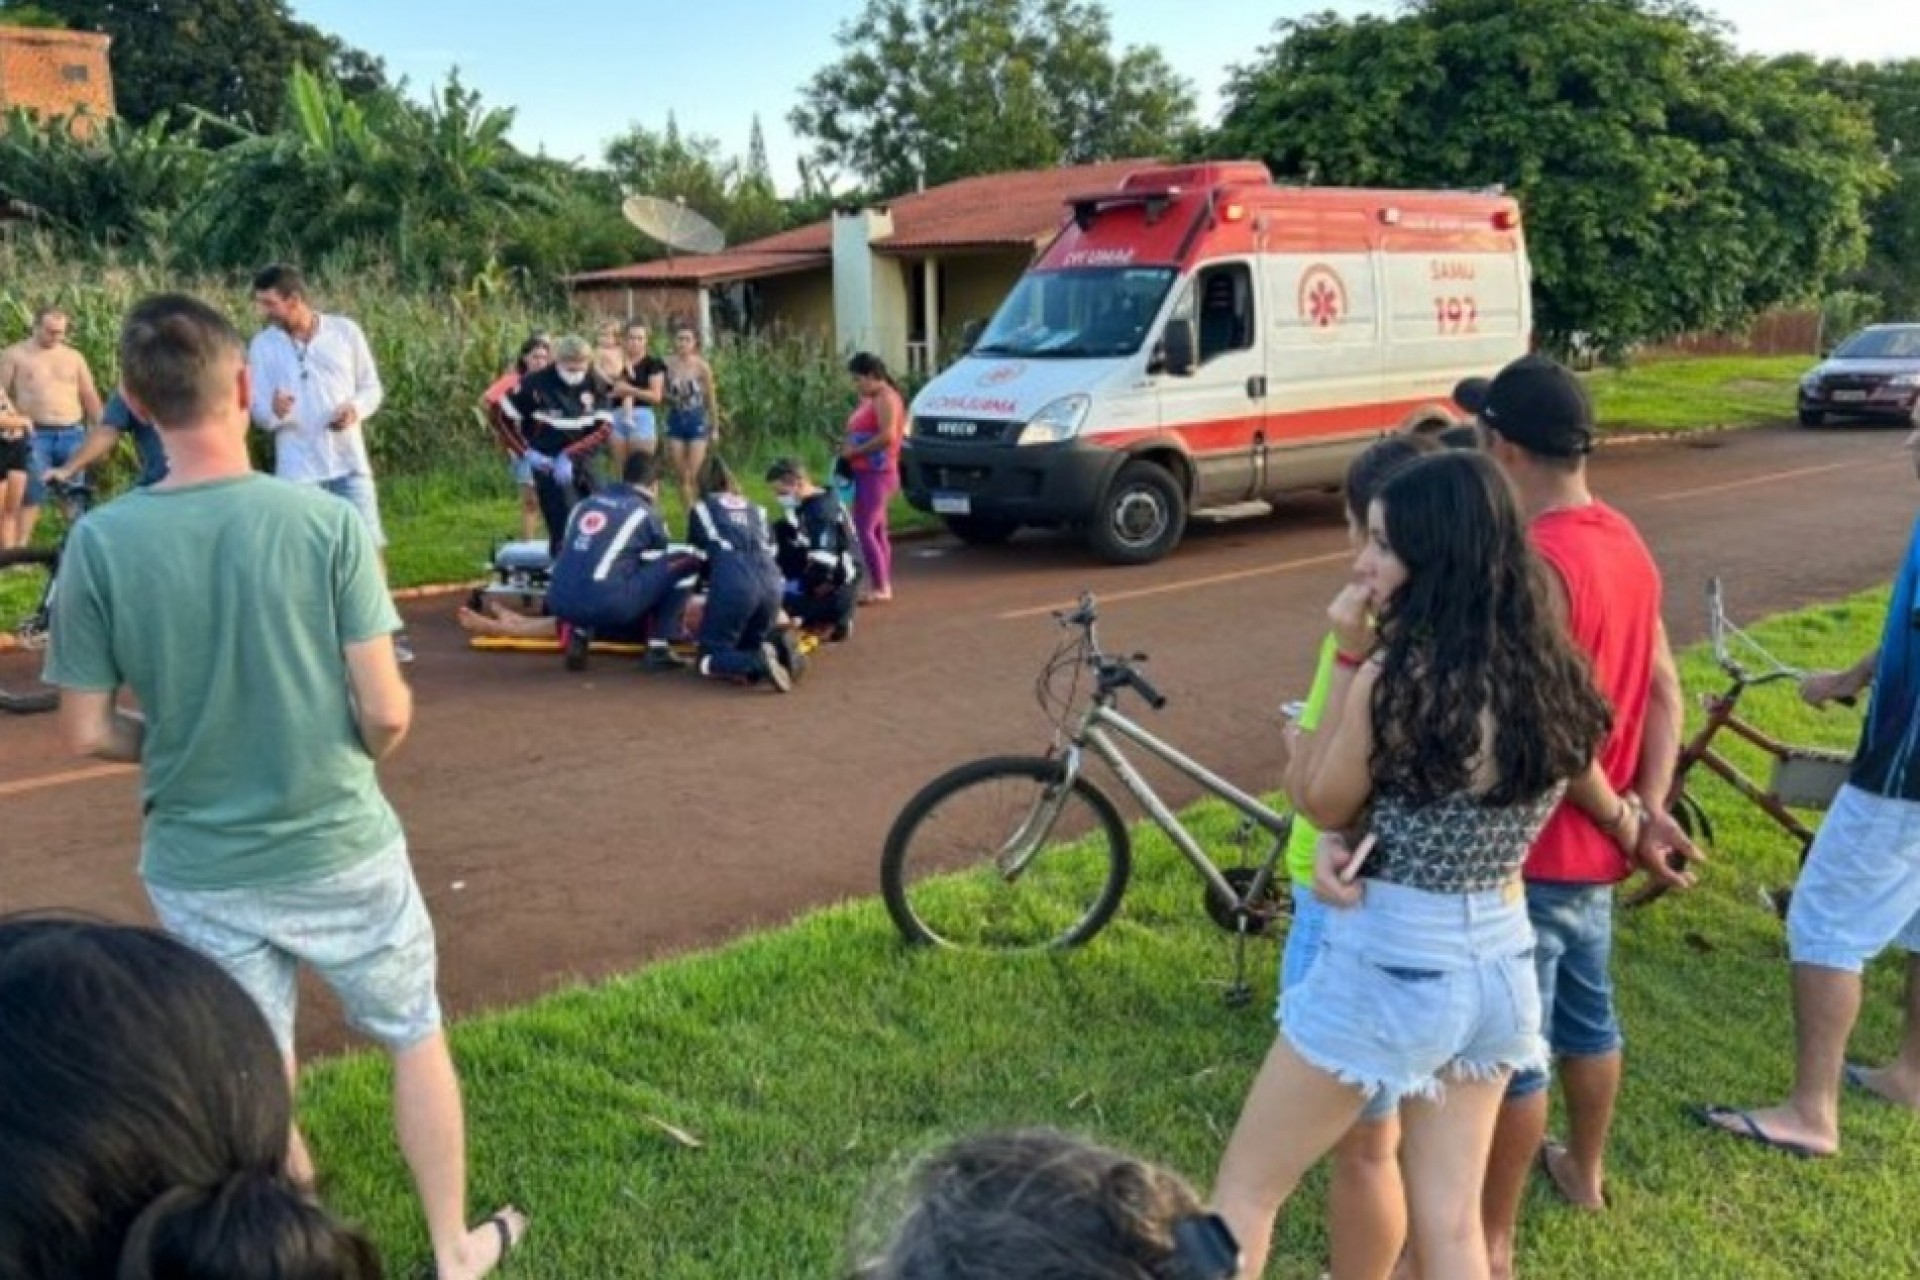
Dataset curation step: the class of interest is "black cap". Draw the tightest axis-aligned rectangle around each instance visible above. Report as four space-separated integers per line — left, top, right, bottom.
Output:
1452 355 1593 458
764 456 805 483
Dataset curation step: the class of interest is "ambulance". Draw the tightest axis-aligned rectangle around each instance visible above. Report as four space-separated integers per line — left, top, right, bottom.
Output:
902 160 1531 563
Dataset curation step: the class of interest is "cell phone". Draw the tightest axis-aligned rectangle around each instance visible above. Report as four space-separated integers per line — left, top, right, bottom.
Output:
1279 699 1308 723
1338 832 1379 885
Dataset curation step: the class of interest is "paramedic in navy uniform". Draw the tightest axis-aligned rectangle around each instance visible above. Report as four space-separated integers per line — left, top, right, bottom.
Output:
545 451 696 674
499 334 614 553
686 461 799 692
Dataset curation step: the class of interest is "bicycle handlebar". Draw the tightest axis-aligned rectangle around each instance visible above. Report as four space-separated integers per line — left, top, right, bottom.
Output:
1052 591 1168 712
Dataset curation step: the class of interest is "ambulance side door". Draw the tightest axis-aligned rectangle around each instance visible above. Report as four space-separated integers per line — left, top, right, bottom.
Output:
1156 258 1265 506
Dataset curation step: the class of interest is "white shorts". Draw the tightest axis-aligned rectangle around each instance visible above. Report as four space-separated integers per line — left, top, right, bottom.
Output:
1786 784 1920 973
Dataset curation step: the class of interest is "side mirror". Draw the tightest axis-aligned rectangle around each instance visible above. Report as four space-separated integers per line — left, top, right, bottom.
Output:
1161 318 1196 377
958 319 985 354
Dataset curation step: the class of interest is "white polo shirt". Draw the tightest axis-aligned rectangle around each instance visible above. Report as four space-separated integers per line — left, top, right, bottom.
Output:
247 314 384 484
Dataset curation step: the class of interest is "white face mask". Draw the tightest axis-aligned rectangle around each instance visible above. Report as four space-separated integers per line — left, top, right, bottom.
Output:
775 492 800 512
557 367 587 387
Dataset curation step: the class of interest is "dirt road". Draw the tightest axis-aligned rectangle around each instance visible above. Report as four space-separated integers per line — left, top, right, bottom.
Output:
1 423 1908 1049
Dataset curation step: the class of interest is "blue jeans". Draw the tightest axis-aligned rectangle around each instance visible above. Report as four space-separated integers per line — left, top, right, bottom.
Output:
1506 882 1624 1099
1281 885 1399 1122
25 424 85 506
317 473 388 549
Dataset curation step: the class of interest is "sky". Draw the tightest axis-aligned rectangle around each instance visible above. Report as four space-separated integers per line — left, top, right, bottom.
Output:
293 0 1920 197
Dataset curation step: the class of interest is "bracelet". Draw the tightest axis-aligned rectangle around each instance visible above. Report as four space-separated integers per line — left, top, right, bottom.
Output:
1333 649 1368 670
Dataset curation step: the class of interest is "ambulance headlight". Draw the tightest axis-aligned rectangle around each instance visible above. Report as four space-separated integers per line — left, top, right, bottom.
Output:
1016 395 1091 446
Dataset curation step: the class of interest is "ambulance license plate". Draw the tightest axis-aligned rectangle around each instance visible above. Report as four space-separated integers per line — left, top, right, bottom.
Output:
932 492 972 515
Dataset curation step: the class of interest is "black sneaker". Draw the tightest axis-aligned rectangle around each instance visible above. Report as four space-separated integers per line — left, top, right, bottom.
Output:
563 625 591 672
758 641 793 693
770 630 807 683
828 617 853 643
641 645 689 673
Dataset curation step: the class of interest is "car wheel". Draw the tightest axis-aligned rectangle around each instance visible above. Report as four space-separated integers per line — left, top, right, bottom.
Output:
1087 461 1186 565
1797 408 1824 428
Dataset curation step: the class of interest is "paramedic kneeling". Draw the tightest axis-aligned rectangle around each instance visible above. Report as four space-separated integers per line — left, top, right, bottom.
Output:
687 462 799 693
545 452 695 674
766 456 860 641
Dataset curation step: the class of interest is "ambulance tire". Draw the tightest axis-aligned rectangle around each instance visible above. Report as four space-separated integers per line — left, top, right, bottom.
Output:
1088 461 1185 565
943 514 1020 546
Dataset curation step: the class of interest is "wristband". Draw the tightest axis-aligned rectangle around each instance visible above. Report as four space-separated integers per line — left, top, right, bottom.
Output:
1334 649 1368 670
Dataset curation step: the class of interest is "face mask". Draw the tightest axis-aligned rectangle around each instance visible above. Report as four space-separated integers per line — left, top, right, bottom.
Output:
557 368 587 387
776 493 800 512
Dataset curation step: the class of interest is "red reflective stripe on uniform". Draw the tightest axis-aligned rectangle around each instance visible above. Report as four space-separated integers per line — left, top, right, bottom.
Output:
1080 395 1450 453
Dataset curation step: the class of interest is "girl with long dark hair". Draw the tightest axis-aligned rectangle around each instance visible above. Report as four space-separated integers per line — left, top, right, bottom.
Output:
1212 451 1636 1279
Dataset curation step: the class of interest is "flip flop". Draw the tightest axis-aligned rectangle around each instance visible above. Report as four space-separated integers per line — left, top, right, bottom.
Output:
1690 1104 1824 1159
415 1208 528 1280
1844 1062 1892 1104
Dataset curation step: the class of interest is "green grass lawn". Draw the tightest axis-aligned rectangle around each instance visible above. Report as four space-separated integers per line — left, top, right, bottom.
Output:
1588 355 1811 436
295 587 1915 1279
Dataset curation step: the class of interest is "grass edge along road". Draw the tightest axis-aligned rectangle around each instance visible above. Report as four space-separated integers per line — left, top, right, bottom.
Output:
377 355 1811 590
297 586 1916 1279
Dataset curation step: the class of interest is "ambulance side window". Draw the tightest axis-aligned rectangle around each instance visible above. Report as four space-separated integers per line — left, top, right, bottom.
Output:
1196 263 1253 363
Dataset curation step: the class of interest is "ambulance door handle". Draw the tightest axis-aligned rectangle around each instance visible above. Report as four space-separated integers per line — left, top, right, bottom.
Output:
1246 375 1267 399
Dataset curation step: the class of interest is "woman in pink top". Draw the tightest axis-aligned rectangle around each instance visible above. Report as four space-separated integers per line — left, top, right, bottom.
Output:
482 334 552 542
842 351 904 602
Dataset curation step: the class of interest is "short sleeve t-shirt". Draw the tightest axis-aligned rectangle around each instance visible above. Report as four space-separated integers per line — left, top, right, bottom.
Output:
1283 635 1340 887
1851 517 1920 800
101 391 168 487
43 474 403 890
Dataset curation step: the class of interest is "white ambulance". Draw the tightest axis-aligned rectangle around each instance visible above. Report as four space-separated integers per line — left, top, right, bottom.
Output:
902 161 1531 562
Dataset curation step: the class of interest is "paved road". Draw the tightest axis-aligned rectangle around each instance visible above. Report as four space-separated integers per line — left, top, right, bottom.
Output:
1 423 1908 1049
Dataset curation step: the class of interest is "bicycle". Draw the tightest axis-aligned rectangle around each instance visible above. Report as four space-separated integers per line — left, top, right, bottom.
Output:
879 592 1294 1005
0 477 95 714
1628 577 1854 915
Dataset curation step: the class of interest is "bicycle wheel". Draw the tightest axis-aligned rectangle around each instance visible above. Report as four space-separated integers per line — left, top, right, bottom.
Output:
881 755 1132 950
0 546 59 714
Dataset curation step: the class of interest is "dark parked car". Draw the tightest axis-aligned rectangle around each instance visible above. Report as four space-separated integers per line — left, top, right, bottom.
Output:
1798 324 1920 427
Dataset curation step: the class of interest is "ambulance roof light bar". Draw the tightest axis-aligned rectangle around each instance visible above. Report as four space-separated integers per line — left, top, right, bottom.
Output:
1069 187 1182 232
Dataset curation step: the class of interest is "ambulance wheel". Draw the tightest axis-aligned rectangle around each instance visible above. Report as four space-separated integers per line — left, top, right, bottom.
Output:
943 514 1019 546
1089 461 1185 565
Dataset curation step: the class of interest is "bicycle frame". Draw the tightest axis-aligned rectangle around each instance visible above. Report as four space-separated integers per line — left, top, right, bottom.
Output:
1057 697 1294 914
1674 676 1818 852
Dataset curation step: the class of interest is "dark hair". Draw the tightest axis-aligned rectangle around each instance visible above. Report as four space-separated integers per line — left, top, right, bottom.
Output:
118 294 246 430
698 457 737 498
764 456 808 484
0 918 383 1280
847 351 898 389
853 1129 1212 1280
622 450 659 488
1367 452 1611 806
515 335 551 374
1344 433 1439 527
1435 423 1482 452
250 262 307 298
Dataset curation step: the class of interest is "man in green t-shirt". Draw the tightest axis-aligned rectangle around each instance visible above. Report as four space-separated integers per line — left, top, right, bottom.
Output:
44 294 525 1280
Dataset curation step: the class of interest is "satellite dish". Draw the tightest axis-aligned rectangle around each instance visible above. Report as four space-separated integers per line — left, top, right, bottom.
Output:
622 194 727 255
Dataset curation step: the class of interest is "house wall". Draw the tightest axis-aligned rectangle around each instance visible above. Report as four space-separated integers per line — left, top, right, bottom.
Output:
0 27 113 137
940 247 1035 334
755 270 835 340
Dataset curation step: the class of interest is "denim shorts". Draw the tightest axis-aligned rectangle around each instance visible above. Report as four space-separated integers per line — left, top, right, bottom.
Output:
1787 784 1920 973
1281 879 1545 1106
1281 884 1397 1121
510 453 536 486
1506 881 1624 1098
146 840 442 1053
613 406 657 444
318 472 387 548
25 424 84 505
666 408 710 442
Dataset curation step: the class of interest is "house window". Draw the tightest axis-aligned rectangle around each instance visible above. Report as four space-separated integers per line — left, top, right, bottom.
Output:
61 64 90 84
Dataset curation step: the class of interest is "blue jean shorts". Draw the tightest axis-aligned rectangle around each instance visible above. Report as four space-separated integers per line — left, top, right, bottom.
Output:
318 472 387 548
666 408 710 442
1507 881 1624 1098
1281 885 1397 1121
613 406 657 444
1787 784 1920 973
1281 880 1545 1106
25 423 85 506
145 839 442 1053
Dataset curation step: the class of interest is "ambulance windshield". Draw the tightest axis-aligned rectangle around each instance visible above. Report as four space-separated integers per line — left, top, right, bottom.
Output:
972 267 1176 359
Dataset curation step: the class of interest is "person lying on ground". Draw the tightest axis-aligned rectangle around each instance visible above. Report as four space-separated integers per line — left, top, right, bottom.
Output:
686 460 802 692
546 451 699 673
851 1128 1240 1280
766 455 861 641
0 916 383 1280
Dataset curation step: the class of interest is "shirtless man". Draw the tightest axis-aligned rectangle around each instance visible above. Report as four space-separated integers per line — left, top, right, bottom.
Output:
0 308 104 546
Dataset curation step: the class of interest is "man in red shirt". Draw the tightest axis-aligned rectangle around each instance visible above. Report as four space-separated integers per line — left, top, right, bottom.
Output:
1459 357 1695 1278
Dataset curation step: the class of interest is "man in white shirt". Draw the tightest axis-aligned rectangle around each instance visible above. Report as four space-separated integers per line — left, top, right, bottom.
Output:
248 263 412 662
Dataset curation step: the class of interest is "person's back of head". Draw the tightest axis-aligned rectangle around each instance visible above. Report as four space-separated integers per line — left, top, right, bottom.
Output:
0 917 382 1280
622 450 660 490
1345 432 1440 529
1452 355 1592 474
852 1129 1237 1280
699 457 739 500
119 294 247 433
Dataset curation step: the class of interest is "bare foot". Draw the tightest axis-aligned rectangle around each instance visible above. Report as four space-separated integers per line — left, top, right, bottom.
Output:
437 1205 528 1280
1697 1103 1836 1158
1847 1062 1920 1110
1540 1139 1607 1210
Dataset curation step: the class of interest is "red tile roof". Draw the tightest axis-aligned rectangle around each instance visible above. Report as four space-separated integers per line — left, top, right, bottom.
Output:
571 157 1157 288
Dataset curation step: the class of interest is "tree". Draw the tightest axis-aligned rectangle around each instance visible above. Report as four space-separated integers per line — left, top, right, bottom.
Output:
1210 0 1888 356
791 0 1196 195
8 0 388 128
